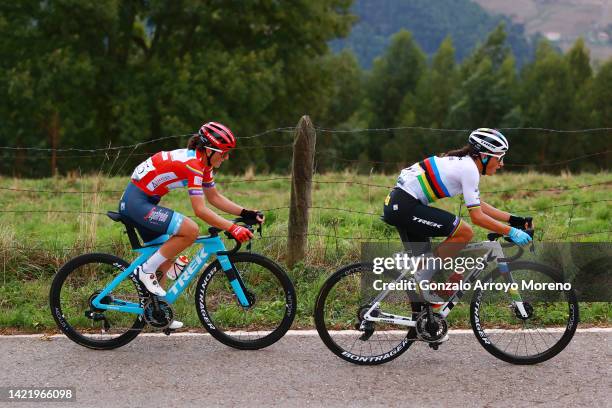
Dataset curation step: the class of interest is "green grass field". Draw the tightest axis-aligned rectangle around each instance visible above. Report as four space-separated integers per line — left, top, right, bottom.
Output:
0 171 610 331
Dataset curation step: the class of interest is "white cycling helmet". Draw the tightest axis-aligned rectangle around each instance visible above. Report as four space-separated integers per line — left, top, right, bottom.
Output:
468 128 508 175
468 128 509 156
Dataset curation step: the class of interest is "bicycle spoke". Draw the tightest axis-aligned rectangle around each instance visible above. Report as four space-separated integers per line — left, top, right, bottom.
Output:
50 254 145 349
196 252 295 349
472 262 578 363
316 263 416 364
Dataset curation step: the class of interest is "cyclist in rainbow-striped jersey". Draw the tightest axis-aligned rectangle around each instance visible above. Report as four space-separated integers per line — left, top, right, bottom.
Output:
382 128 532 308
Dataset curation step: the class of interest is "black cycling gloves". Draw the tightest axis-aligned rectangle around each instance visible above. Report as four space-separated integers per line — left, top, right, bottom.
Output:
509 215 532 229
240 209 262 221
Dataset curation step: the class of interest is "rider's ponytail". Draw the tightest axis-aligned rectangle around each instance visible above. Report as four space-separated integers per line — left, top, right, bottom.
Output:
441 144 477 158
187 135 206 151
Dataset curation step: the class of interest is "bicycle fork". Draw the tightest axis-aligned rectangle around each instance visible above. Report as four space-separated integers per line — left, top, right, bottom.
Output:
499 262 529 319
217 255 254 308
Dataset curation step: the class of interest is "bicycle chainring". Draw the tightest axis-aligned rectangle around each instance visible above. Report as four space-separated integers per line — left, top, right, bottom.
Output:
143 299 173 328
415 310 448 342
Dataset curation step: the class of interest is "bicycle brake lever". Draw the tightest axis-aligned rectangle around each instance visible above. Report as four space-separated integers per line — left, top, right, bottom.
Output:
246 224 262 252
243 224 254 252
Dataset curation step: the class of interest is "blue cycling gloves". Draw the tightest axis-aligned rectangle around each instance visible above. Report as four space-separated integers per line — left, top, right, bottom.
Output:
508 227 532 245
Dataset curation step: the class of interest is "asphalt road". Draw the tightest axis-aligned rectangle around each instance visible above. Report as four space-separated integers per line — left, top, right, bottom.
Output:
0 330 610 408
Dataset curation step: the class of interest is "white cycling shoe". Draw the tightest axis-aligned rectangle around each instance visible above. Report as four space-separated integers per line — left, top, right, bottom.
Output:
168 320 183 330
134 266 166 297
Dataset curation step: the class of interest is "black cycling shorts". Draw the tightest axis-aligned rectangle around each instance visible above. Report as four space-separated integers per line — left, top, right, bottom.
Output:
382 188 461 254
118 182 185 243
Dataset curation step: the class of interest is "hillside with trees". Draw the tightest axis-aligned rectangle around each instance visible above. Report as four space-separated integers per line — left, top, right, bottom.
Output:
331 0 539 67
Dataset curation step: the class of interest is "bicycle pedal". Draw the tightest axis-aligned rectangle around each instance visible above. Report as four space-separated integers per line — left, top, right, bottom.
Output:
163 328 174 336
359 329 374 341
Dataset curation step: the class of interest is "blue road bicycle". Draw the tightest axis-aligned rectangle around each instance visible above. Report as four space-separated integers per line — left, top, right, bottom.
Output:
50 211 296 350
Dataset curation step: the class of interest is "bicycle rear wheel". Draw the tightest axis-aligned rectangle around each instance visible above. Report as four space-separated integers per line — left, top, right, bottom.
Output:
49 253 145 350
194 252 296 350
470 261 579 364
314 262 418 365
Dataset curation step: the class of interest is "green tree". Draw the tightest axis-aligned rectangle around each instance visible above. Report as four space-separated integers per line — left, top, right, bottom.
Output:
516 41 575 163
446 24 518 130
460 23 512 75
565 38 592 90
364 30 426 162
367 30 426 129
588 60 612 128
319 50 364 128
564 38 594 130
392 37 459 161
0 0 355 176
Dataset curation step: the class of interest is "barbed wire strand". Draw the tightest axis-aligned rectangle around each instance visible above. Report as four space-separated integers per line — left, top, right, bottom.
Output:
2 126 610 153
315 150 611 168
3 227 610 255
0 143 295 159
1 199 609 217
0 127 296 152
315 126 612 134
1 179 609 195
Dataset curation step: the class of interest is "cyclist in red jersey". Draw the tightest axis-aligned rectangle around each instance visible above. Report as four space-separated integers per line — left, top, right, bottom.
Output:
119 122 263 329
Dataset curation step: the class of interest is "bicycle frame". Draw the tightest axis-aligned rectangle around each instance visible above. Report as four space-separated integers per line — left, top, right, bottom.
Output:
91 234 250 314
362 240 529 327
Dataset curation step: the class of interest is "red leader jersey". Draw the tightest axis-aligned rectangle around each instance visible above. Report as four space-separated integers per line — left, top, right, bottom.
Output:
131 149 215 197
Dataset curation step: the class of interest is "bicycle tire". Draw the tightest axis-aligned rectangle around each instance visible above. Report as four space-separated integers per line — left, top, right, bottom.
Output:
194 252 296 350
314 262 418 365
470 261 579 364
49 253 145 350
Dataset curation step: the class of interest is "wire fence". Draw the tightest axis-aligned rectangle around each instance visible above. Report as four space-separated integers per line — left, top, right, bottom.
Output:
1 124 610 258
0 198 610 217
314 126 612 134
0 178 610 195
314 150 612 168
0 197 610 250
3 125 611 154
0 127 297 153
4 225 611 257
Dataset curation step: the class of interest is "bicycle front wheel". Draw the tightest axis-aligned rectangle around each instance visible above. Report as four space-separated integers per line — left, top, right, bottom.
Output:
314 262 418 365
194 252 296 350
49 253 145 350
470 261 579 364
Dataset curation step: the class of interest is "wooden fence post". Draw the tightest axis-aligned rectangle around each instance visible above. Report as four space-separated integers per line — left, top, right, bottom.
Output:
287 115 316 268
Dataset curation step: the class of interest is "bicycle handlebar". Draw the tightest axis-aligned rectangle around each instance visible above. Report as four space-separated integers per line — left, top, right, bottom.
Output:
487 228 534 243
487 220 535 262
487 216 533 242
212 213 264 256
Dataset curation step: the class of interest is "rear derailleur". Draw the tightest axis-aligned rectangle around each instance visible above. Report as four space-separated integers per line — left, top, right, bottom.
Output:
355 305 378 341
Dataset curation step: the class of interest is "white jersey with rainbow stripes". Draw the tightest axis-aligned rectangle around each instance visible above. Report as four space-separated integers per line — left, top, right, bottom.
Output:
395 155 481 209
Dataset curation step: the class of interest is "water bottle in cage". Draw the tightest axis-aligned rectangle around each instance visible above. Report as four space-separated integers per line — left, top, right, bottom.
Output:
166 255 189 280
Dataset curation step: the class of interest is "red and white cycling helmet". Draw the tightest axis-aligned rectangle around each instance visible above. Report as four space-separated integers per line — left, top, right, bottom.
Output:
198 122 236 152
